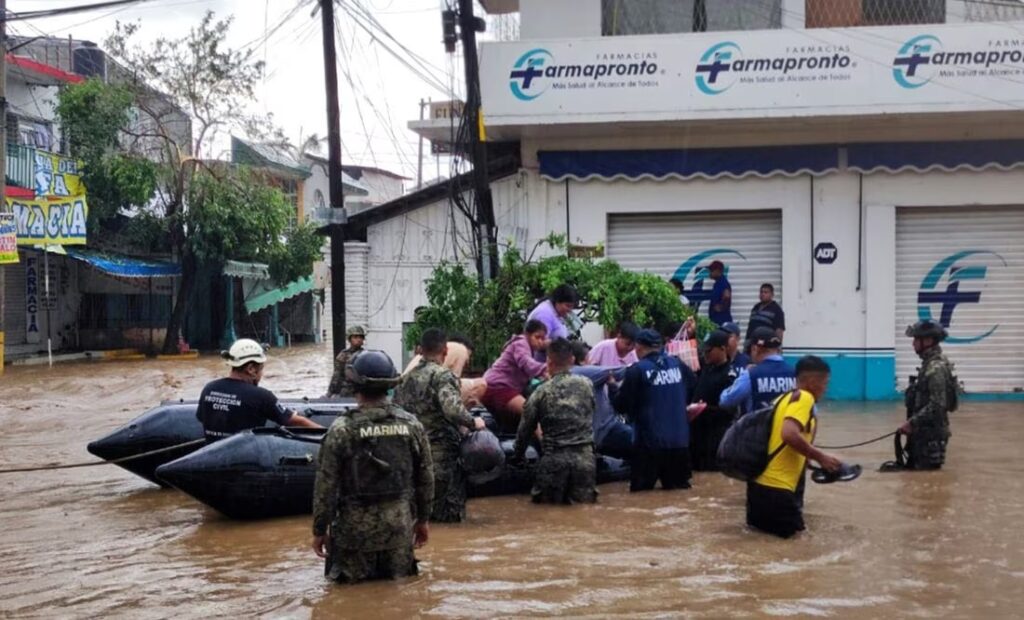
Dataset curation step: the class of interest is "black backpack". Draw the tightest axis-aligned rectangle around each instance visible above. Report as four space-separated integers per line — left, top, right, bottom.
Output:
717 391 798 481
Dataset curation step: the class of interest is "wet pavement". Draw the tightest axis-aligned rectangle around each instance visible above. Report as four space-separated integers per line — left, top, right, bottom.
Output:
1 344 1022 618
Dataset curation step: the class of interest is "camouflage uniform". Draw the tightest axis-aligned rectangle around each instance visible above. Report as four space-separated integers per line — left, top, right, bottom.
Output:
904 345 958 469
514 372 597 504
392 359 476 523
327 345 363 397
312 402 434 584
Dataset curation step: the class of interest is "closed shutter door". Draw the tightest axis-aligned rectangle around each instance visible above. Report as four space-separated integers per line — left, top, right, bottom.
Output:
3 257 27 345
607 210 783 333
895 206 1024 392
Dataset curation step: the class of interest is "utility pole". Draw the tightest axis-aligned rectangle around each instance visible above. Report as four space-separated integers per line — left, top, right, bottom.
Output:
1 0 8 376
456 0 499 280
320 0 347 359
416 98 426 189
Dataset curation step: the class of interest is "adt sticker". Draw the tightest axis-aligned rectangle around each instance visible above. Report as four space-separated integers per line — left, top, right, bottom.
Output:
814 242 838 264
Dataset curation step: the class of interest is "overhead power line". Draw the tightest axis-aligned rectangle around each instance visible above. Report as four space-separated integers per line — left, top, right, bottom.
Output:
3 0 156 21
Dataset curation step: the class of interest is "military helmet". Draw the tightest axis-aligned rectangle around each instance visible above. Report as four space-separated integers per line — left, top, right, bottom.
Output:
346 325 367 338
905 319 947 341
346 350 399 388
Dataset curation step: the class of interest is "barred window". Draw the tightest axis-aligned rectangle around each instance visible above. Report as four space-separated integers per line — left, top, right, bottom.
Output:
602 0 782 36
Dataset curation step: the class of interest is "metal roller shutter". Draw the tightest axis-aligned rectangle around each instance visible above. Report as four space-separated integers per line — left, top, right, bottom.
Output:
607 210 783 334
895 206 1024 392
3 257 27 345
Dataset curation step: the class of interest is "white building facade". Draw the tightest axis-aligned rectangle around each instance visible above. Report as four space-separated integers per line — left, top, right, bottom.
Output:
382 0 1024 399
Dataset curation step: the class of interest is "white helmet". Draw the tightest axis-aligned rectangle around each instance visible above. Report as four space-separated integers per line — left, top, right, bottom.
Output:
223 338 267 367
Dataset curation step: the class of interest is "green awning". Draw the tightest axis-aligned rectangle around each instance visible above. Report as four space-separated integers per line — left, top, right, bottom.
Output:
244 276 314 313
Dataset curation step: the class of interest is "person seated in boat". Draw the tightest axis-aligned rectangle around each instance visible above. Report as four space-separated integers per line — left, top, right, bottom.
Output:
481 320 549 433
197 339 321 442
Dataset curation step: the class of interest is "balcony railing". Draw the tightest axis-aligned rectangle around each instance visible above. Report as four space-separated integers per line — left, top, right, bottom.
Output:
6 143 35 191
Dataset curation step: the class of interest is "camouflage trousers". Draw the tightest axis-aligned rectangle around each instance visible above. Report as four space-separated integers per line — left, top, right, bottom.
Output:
325 544 418 584
531 445 597 505
906 426 950 470
430 440 468 523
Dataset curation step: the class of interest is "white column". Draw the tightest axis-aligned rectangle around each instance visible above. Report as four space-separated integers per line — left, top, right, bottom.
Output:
781 0 806 29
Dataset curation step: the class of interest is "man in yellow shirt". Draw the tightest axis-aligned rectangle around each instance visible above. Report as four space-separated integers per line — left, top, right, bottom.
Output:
747 355 841 538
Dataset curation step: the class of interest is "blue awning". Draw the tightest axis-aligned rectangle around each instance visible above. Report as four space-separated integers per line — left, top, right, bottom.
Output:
539 145 841 182
65 248 181 278
847 139 1024 175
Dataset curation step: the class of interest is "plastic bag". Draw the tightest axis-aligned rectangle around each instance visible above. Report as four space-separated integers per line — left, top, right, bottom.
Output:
460 429 506 484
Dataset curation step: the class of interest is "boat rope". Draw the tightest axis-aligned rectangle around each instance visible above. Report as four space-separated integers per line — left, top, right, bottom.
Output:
817 431 897 450
0 438 208 475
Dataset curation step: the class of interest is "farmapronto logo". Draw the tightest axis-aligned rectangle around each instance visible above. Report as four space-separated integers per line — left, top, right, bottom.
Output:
695 41 854 95
509 48 662 101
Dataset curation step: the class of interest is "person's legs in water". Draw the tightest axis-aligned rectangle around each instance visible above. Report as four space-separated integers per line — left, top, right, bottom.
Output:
629 448 659 492
658 448 692 490
746 482 803 538
597 422 634 460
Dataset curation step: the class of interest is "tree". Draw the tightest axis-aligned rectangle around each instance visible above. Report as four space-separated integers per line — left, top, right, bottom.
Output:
408 235 716 368
103 12 294 353
55 78 158 233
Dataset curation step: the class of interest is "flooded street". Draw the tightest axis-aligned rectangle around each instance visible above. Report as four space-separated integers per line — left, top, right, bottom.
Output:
1 344 1022 618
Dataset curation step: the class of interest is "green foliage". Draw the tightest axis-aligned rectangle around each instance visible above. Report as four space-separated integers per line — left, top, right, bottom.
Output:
55 78 133 164
184 168 317 285
268 223 325 285
55 79 157 232
407 235 716 369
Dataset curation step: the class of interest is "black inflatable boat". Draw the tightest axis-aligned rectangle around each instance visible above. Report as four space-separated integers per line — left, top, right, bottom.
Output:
155 425 630 519
86 399 357 486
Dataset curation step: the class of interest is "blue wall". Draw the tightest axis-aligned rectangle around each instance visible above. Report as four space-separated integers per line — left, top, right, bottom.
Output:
783 348 899 401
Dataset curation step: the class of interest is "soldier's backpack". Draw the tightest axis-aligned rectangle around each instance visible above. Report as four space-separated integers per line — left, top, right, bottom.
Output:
716 391 796 482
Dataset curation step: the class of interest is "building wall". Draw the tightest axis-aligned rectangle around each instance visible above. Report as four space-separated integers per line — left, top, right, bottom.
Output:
520 0 600 39
562 166 1024 398
364 173 564 365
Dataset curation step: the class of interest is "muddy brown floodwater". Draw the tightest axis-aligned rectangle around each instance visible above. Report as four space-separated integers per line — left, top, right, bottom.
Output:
1 344 1023 618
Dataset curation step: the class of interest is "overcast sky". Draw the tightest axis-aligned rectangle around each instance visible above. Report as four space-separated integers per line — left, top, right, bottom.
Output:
9 0 465 183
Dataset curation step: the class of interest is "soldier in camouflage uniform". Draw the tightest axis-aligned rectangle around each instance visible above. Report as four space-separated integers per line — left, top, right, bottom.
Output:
312 350 434 584
393 328 486 523
326 326 366 398
882 320 958 472
513 338 598 504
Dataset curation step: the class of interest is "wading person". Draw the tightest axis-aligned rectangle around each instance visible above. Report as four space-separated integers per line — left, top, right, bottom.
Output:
513 338 598 504
720 327 795 415
197 338 320 442
746 283 786 344
393 329 486 522
312 351 434 584
747 356 841 539
881 320 957 472
721 321 750 375
689 330 737 471
707 260 732 327
481 319 549 432
612 329 695 492
326 326 367 398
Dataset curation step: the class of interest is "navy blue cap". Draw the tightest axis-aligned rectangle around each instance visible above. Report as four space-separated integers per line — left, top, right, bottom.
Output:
750 326 782 349
635 329 663 347
720 322 741 336
704 330 730 349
